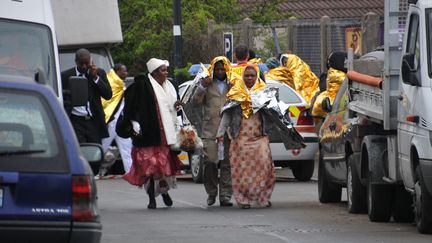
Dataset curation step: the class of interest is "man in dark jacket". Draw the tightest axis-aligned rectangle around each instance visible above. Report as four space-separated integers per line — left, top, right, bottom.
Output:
61 48 112 144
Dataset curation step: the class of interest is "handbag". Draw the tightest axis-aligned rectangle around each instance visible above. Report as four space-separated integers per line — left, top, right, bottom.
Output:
171 108 203 152
115 112 133 138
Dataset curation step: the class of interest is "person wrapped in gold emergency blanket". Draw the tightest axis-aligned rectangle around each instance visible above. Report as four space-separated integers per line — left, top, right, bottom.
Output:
265 54 319 104
311 52 348 118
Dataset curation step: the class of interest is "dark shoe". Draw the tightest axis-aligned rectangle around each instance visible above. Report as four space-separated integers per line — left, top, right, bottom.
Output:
207 196 216 206
162 193 173 207
220 200 233 207
241 204 251 209
147 201 156 209
266 201 272 208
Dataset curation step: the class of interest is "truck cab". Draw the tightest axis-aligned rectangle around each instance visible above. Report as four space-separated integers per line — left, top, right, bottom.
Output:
0 0 61 98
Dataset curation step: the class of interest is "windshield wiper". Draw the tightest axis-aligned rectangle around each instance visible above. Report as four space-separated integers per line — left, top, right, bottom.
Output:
0 149 46 156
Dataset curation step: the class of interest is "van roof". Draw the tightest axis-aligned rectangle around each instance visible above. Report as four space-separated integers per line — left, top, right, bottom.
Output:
0 0 54 28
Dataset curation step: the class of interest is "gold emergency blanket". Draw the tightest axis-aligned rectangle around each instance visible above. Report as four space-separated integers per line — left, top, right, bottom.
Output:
284 54 319 104
248 58 262 64
226 65 266 119
101 69 125 123
311 68 347 117
207 56 231 80
265 66 294 88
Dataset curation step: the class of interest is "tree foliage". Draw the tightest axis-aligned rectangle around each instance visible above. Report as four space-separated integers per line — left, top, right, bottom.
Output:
111 0 290 75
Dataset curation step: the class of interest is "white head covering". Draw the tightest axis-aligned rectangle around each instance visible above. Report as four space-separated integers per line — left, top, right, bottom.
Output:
146 58 169 73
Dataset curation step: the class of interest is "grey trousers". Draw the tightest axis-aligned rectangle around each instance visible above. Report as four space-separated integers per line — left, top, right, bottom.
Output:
202 138 232 201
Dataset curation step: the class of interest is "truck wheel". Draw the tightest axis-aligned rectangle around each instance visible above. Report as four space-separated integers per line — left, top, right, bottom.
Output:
367 172 393 222
392 185 414 222
414 167 432 233
189 152 203 184
318 152 341 203
292 160 314 181
347 154 366 213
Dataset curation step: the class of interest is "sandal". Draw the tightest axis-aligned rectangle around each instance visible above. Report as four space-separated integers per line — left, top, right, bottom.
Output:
241 204 251 209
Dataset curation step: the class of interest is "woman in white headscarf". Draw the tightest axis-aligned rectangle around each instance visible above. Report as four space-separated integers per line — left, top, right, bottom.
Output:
123 58 183 209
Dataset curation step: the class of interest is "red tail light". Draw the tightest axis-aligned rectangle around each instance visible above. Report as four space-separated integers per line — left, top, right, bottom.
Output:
72 175 96 221
296 107 314 126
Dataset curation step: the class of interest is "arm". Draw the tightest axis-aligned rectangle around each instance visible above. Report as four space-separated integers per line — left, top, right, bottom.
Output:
191 77 212 105
94 69 112 100
216 109 232 139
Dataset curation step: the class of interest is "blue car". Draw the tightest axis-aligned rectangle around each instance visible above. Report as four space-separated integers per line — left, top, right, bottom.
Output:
0 75 103 242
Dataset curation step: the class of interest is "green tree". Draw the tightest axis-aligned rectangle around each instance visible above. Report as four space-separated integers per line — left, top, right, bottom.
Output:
240 0 292 25
112 0 239 75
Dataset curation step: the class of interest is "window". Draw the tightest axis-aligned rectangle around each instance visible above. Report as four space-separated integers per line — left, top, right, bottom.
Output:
267 82 302 104
406 14 420 70
0 19 57 95
426 9 432 77
0 89 68 173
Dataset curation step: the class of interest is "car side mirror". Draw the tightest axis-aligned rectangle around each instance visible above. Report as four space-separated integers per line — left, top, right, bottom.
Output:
80 143 103 175
401 53 420 86
322 97 332 112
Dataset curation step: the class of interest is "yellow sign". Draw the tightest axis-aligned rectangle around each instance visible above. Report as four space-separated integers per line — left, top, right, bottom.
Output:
346 27 362 55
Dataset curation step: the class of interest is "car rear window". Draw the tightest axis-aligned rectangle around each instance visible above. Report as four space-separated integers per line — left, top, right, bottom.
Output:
267 82 302 104
0 88 69 173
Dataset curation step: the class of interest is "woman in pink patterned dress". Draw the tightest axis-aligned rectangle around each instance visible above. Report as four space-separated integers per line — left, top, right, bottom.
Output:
216 65 276 209
122 58 183 209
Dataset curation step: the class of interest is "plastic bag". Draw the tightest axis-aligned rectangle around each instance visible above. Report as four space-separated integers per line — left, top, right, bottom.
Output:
172 108 203 152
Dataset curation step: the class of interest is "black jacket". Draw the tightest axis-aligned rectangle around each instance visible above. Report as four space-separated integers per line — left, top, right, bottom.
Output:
61 67 112 138
123 74 162 147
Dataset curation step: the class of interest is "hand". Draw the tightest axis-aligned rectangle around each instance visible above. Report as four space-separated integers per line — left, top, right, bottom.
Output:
131 120 141 136
201 76 212 88
90 61 98 80
174 100 184 110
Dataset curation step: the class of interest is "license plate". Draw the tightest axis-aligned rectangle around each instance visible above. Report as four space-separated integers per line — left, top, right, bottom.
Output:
0 188 3 207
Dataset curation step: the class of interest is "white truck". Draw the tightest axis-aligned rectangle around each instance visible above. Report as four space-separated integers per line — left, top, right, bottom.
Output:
346 0 432 234
50 0 123 72
0 0 62 97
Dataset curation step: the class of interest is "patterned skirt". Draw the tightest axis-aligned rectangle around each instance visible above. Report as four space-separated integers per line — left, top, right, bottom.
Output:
229 112 276 207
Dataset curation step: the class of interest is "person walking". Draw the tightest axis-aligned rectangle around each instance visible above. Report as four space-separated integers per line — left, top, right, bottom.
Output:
122 58 183 209
216 65 275 209
61 48 112 144
101 63 133 174
192 56 233 207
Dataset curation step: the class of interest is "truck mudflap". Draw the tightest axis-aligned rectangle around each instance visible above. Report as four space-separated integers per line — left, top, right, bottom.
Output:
419 158 432 196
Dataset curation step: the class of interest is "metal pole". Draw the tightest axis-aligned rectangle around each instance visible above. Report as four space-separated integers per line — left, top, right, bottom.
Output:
271 26 281 56
173 0 182 78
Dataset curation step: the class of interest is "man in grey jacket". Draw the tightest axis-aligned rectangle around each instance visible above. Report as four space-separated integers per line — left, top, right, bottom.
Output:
192 56 233 207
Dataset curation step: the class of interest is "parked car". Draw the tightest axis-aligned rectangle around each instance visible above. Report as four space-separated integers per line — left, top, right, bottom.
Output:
317 79 366 212
0 75 103 242
178 79 319 183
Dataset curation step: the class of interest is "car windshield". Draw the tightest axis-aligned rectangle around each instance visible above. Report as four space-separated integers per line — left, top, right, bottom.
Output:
0 19 58 95
0 88 68 173
266 82 302 104
59 47 112 72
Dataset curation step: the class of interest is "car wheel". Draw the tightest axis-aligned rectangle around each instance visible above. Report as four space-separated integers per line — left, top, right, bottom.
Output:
414 167 432 233
367 171 393 222
392 185 414 222
318 152 341 203
347 154 366 213
292 160 314 181
189 152 203 184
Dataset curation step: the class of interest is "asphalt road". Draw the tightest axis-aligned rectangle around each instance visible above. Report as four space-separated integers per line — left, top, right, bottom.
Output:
96 168 432 243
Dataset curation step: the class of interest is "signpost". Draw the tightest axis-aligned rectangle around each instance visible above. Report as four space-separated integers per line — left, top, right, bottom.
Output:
223 32 233 62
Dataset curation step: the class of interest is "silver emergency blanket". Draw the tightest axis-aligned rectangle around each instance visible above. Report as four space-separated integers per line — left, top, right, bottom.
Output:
222 86 306 149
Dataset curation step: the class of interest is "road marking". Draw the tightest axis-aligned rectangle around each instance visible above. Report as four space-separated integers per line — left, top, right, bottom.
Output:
174 199 207 209
249 226 300 243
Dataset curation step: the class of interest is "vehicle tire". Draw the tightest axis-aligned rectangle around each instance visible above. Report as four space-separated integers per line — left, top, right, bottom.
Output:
367 172 393 222
189 152 203 184
318 152 342 203
292 160 315 181
347 154 366 213
392 185 414 223
414 167 432 233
